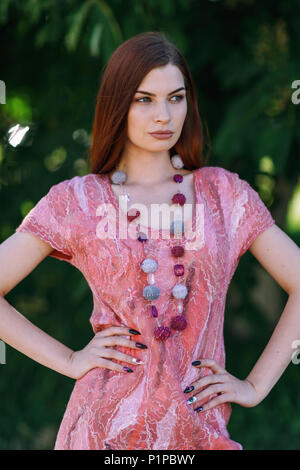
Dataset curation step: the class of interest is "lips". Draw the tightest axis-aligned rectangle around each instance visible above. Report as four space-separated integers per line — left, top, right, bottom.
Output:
150 131 173 134
149 131 174 140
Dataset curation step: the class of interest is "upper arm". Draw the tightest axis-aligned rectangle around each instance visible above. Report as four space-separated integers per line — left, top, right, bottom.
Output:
248 224 300 295
0 231 54 297
14 177 78 265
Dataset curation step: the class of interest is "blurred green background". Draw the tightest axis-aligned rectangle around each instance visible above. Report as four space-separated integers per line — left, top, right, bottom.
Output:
0 0 300 450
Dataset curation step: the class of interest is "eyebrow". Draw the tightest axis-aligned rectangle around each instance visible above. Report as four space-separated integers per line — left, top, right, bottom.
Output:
135 87 186 96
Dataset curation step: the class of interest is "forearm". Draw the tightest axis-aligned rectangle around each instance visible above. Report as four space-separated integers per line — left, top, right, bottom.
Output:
0 295 75 379
245 290 300 402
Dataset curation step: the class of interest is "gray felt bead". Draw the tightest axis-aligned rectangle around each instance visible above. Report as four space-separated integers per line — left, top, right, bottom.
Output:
141 258 158 273
143 285 160 300
172 284 188 299
170 220 185 235
171 154 184 169
111 170 127 185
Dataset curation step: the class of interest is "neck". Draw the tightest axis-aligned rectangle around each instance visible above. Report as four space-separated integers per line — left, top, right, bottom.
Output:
113 148 182 187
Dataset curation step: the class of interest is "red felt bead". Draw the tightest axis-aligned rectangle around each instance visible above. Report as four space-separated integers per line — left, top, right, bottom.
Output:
170 315 187 331
171 245 185 257
174 264 184 276
172 193 186 206
127 208 141 222
154 325 172 341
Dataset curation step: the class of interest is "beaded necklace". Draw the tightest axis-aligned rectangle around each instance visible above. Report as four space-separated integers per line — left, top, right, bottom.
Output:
110 154 189 342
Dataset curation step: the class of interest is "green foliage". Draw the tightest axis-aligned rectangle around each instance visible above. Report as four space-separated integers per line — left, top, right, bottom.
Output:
0 0 300 450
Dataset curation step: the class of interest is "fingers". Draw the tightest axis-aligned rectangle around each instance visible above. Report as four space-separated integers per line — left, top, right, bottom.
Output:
183 358 223 407
91 326 146 374
187 373 228 390
195 392 233 413
95 335 147 350
184 358 236 412
99 347 144 367
94 325 148 353
96 325 141 337
191 358 225 374
185 356 228 393
93 356 136 374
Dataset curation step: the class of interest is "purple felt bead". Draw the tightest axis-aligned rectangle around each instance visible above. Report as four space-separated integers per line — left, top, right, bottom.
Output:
171 246 185 257
154 325 172 341
137 232 148 242
151 305 158 317
174 264 184 276
173 174 183 183
170 315 187 331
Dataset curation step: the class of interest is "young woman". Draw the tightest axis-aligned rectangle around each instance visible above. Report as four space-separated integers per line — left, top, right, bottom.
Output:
1 31 300 451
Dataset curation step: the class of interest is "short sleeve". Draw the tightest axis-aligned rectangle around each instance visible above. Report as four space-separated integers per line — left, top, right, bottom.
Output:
15 179 76 263
227 170 276 262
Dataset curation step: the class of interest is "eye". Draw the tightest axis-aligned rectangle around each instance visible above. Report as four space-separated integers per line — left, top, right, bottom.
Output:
135 97 151 103
170 94 184 102
135 95 185 103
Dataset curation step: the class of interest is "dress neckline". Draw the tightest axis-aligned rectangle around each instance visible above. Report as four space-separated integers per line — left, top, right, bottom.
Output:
99 168 200 239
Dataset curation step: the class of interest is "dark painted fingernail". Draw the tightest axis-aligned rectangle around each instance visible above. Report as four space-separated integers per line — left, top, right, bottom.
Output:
183 385 194 393
195 406 203 412
123 366 133 373
135 342 148 349
129 329 141 335
192 360 201 366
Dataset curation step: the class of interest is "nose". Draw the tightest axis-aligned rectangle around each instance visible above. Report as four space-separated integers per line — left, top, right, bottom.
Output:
153 100 171 122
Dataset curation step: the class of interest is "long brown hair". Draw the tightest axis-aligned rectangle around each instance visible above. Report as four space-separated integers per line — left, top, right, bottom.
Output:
87 31 211 175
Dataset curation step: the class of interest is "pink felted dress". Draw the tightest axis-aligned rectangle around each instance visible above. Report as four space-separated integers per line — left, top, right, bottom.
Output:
15 166 275 450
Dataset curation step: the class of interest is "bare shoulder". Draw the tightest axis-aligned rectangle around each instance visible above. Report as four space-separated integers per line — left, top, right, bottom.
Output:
0 231 54 297
248 224 300 295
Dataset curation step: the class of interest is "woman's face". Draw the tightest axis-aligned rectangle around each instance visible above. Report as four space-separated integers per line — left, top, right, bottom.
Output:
126 64 188 152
